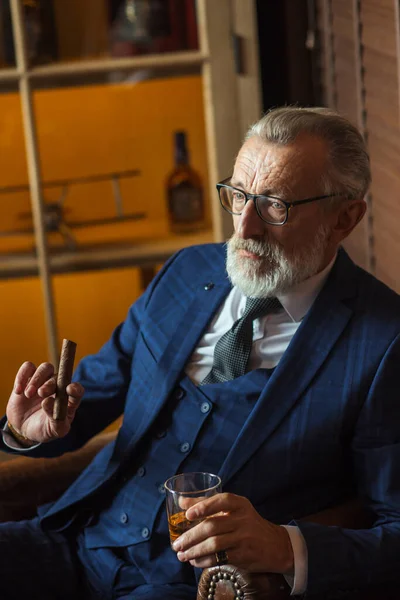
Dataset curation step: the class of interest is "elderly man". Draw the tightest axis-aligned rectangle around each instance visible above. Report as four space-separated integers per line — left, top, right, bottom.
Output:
1 107 399 600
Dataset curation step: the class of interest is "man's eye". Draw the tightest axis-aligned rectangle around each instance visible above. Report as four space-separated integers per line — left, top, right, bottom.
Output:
233 192 245 202
271 201 285 210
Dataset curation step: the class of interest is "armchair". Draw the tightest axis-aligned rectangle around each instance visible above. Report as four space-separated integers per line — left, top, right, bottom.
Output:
0 433 395 599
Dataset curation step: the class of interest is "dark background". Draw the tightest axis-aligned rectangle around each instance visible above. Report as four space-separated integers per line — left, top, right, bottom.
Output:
256 0 316 111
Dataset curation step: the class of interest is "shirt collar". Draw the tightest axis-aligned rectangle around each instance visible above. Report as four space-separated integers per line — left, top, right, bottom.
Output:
276 254 337 322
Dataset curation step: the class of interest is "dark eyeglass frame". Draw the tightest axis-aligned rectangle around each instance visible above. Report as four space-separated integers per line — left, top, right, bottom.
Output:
216 177 343 226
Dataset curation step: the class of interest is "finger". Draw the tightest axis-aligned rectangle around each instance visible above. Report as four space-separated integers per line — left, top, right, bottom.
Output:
37 376 57 399
66 393 82 419
66 382 84 400
188 547 236 569
188 554 216 569
177 531 236 564
66 384 84 419
173 513 234 552
185 492 243 521
38 380 83 402
188 552 234 569
179 496 207 512
42 390 82 420
41 396 56 419
13 362 36 394
24 363 55 398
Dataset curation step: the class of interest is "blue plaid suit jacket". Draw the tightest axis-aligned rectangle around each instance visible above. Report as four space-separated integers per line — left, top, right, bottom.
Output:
2 243 400 595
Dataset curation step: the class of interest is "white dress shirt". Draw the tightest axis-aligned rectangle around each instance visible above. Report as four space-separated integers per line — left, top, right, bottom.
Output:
4 256 336 595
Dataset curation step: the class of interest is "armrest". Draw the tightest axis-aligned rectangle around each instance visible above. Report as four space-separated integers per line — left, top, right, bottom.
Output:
0 431 117 522
197 565 290 600
196 501 379 600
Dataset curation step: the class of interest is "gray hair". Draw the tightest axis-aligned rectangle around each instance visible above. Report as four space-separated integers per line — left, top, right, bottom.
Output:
245 106 371 203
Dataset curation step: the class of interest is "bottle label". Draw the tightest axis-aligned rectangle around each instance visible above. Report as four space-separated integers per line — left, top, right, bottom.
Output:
169 186 203 223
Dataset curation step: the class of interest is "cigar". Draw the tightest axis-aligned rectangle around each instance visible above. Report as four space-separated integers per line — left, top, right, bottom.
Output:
53 339 77 421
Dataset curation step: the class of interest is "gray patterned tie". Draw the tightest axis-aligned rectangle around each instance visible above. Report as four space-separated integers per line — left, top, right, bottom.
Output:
201 296 282 384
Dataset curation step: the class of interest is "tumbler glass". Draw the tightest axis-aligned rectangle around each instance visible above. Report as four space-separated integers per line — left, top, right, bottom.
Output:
165 472 222 545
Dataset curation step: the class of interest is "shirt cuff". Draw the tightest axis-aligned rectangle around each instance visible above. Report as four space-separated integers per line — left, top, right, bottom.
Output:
1 422 41 451
281 525 308 595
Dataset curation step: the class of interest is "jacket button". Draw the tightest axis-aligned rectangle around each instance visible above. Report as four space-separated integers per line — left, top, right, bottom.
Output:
141 527 150 539
174 388 185 400
137 466 146 477
120 512 129 524
158 483 166 494
180 442 190 453
156 430 167 439
200 401 211 414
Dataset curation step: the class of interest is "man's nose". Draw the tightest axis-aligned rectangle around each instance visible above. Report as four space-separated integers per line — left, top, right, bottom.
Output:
235 199 266 239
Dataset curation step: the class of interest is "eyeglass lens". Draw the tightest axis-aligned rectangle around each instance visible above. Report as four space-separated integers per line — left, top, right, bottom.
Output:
219 186 287 224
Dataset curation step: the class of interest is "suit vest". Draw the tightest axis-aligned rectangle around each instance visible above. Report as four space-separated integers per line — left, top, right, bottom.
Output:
82 369 273 585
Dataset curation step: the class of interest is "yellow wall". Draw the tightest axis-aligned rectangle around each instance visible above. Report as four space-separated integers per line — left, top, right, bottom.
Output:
0 266 141 399
0 75 210 251
0 75 209 413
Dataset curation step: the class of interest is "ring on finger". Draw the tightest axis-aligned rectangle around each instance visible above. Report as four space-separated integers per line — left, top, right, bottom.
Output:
215 550 229 565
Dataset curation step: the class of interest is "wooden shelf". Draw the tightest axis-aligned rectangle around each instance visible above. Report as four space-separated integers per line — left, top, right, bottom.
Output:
0 230 216 280
0 51 209 84
0 68 20 82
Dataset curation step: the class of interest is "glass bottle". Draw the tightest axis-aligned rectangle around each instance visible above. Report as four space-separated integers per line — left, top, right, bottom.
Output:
166 131 205 234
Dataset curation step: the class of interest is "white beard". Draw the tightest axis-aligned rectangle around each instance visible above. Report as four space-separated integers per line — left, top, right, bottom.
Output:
226 224 331 298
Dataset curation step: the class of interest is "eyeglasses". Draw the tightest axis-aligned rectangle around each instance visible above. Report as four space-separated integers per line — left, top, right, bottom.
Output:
216 177 342 226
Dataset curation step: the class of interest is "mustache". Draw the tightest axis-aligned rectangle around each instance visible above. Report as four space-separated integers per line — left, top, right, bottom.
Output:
229 235 282 258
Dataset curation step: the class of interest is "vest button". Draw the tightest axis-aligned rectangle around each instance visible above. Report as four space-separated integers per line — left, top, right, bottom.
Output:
137 466 146 477
141 527 150 539
174 388 185 400
158 483 166 494
120 512 129 524
180 442 191 453
200 401 211 414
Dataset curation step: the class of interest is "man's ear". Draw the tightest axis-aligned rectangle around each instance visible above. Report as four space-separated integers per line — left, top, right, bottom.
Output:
331 199 367 242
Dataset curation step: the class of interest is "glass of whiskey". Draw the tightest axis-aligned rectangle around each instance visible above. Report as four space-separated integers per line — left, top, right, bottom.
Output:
164 472 222 547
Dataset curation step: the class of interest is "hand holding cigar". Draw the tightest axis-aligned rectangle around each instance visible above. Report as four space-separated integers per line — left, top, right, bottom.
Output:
6 339 83 444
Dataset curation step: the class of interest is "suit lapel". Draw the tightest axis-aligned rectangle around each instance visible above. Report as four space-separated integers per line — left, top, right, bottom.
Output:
148 279 232 417
120 277 232 455
220 250 358 485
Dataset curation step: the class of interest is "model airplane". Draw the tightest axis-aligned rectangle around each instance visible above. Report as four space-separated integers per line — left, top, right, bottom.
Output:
0 168 145 250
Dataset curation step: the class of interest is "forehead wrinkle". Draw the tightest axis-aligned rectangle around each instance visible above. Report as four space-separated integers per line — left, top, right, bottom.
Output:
272 162 299 198
234 159 294 198
234 136 327 200
232 140 296 195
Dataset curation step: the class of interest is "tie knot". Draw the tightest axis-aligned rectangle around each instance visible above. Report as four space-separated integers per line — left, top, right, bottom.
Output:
243 296 282 321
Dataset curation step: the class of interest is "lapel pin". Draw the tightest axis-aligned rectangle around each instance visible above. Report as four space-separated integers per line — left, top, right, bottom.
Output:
204 282 214 291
